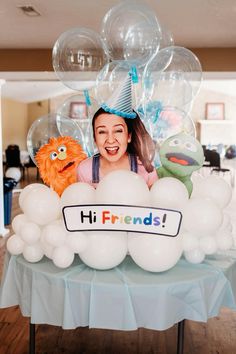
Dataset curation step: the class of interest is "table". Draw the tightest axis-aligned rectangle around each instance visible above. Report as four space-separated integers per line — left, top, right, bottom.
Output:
1 252 236 354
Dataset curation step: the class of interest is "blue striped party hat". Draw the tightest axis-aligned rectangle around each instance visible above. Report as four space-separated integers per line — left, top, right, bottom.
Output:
101 72 137 119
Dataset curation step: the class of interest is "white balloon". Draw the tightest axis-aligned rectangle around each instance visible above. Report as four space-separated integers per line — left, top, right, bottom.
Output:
95 170 150 206
40 229 55 259
199 236 217 255
19 183 49 210
196 175 232 209
66 232 88 253
23 243 44 262
7 234 24 255
128 232 183 272
5 167 21 182
191 173 204 198
42 220 66 247
182 231 199 251
12 214 29 234
79 231 128 270
184 248 205 264
22 188 61 225
216 231 233 251
220 213 231 229
20 222 41 244
150 177 189 210
52 246 75 268
182 197 222 234
61 182 95 208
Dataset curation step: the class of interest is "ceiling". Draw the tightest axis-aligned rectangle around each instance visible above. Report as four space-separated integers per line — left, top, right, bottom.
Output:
1 0 236 103
1 0 236 49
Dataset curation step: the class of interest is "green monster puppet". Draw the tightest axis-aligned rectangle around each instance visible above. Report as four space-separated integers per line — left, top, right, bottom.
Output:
157 133 204 196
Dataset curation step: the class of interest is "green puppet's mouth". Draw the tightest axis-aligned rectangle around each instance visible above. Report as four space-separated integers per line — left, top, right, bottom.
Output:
165 153 199 166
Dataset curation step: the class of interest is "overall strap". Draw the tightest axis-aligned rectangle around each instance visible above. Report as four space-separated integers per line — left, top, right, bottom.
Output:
92 153 100 183
129 153 138 173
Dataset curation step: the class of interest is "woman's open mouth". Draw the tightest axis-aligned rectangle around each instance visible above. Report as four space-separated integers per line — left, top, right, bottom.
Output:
59 161 75 173
105 147 119 156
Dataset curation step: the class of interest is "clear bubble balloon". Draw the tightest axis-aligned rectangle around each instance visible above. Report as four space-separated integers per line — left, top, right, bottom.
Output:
53 27 108 91
101 1 161 66
95 61 143 111
159 27 174 50
123 22 161 67
27 113 84 164
140 105 196 147
56 94 99 156
143 46 202 109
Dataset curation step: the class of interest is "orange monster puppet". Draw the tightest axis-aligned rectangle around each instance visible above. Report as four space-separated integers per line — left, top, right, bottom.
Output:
35 136 87 196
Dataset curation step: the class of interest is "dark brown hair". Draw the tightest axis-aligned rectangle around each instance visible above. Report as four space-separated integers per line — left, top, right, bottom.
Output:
92 108 155 172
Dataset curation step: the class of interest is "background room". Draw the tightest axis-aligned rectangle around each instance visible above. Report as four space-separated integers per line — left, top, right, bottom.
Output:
1 1 236 354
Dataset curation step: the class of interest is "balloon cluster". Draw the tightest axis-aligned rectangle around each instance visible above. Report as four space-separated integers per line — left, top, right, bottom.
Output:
7 173 234 271
51 1 202 156
182 174 234 263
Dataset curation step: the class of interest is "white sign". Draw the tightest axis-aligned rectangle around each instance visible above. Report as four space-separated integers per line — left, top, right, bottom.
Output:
63 204 182 237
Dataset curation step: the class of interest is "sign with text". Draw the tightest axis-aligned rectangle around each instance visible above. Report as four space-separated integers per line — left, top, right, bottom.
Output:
63 204 182 237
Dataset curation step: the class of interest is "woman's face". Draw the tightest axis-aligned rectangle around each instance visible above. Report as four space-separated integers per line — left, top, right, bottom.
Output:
94 113 131 163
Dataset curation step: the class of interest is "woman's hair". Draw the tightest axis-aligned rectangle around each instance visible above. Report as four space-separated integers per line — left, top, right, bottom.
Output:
92 108 155 172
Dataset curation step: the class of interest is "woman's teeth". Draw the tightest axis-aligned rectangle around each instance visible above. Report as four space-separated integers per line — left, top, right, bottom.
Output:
105 147 119 155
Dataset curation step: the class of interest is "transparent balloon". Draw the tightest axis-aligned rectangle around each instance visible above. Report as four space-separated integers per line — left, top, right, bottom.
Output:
52 27 108 91
123 21 161 67
159 26 174 50
27 113 85 164
57 94 99 156
143 46 202 109
95 61 143 112
139 105 196 146
101 1 161 66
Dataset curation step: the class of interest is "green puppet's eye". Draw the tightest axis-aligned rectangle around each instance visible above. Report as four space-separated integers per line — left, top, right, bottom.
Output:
50 151 58 160
169 138 181 147
184 142 197 152
58 145 67 153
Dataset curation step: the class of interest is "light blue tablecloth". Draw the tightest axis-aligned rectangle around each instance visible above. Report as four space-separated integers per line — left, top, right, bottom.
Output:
0 252 236 330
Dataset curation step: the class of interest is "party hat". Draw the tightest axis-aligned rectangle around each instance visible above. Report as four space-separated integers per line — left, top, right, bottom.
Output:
101 72 137 119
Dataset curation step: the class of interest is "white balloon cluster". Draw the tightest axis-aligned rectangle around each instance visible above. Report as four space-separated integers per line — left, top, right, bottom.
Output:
182 174 234 264
7 172 234 272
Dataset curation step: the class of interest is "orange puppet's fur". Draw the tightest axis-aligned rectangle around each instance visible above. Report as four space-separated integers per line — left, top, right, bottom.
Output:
35 136 87 196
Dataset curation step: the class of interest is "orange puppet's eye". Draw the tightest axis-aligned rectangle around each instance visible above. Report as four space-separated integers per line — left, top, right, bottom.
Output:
50 151 58 160
57 145 67 153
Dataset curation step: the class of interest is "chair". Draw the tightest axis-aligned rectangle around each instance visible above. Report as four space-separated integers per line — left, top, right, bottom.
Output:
203 149 234 186
24 156 40 180
5 145 25 179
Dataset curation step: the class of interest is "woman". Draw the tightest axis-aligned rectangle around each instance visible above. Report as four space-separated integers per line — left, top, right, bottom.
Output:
77 108 157 188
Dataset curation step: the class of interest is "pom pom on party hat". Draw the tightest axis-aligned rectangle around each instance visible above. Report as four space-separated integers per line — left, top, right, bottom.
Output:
101 71 137 119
